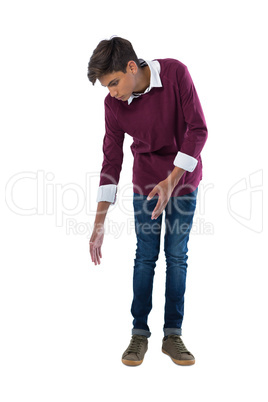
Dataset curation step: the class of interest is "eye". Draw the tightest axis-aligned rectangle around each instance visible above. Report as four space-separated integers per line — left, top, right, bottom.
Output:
112 81 119 86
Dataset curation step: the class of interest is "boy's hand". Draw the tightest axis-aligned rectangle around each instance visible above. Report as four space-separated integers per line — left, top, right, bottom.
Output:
147 167 185 220
89 223 104 265
146 179 174 220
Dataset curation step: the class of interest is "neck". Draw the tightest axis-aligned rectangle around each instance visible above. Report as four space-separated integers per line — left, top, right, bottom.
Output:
133 65 151 93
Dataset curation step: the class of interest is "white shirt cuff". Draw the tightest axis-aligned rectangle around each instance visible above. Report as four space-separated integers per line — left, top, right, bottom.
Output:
96 184 117 204
173 151 198 172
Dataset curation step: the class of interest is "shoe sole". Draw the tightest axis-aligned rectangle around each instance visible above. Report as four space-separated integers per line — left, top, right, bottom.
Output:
121 358 144 366
162 348 195 366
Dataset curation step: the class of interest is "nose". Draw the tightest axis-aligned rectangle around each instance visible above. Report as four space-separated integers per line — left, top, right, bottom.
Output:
109 88 118 98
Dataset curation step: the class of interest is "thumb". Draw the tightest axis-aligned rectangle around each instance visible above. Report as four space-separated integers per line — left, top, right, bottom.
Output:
147 186 157 200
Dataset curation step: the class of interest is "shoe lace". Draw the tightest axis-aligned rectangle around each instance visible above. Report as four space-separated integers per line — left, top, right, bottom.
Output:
169 335 189 354
126 335 145 354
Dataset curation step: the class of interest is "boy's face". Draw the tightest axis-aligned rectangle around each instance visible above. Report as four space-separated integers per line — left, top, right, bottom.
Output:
98 61 139 102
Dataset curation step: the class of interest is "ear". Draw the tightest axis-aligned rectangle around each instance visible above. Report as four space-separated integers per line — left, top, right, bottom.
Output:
127 60 139 74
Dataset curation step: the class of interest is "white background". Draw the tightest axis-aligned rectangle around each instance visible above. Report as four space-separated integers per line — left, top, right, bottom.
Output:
1 0 267 401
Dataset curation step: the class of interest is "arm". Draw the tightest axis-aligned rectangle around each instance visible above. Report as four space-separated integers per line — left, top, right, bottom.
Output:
147 65 208 219
97 98 125 203
174 65 208 165
89 97 125 264
89 201 111 265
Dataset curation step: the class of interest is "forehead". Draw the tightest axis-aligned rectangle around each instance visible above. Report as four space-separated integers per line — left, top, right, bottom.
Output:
99 71 125 87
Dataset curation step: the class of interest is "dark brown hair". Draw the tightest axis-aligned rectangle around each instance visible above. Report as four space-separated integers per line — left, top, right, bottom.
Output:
87 36 140 85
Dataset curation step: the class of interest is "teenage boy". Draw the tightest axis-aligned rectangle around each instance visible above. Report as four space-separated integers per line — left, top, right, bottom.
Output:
87 36 208 366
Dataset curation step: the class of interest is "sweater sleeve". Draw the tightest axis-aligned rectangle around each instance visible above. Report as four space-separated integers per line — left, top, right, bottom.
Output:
173 65 208 172
96 98 125 204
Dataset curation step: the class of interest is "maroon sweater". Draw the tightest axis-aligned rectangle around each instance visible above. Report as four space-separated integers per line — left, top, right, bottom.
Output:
99 58 208 197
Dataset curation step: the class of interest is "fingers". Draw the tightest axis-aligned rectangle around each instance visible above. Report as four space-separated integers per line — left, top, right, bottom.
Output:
151 198 165 220
89 242 102 265
147 186 158 201
151 200 161 220
89 243 95 265
96 247 101 265
95 248 100 265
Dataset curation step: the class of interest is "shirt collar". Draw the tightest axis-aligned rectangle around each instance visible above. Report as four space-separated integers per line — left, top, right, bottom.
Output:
127 59 162 105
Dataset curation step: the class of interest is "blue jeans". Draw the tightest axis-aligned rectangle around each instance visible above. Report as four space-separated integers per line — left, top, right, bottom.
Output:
131 188 198 338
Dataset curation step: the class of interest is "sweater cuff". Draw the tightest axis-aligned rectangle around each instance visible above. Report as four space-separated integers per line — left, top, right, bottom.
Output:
96 184 117 204
173 151 198 172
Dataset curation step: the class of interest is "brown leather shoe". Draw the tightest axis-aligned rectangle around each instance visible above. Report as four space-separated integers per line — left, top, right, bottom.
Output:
162 335 195 366
122 335 148 366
